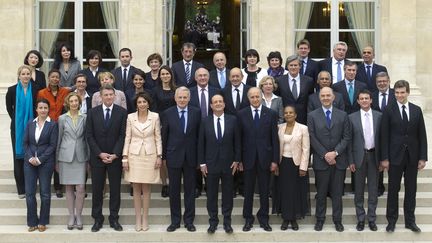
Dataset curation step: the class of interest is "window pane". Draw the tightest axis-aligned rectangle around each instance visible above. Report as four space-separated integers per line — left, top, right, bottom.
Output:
40 2 74 29
339 32 374 59
84 2 118 29
299 31 331 58
296 2 330 29
83 32 116 59
340 2 374 29
39 31 74 59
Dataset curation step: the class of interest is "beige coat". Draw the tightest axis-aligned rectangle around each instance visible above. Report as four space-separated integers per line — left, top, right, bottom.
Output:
278 122 310 171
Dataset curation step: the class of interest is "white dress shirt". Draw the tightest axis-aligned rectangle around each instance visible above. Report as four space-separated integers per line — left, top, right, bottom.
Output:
231 83 244 107
360 109 374 149
288 74 301 96
378 89 389 110
397 101 410 121
213 113 225 139
332 58 345 83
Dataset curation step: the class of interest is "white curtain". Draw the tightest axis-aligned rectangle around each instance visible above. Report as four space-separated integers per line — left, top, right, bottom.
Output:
40 2 67 58
100 2 119 57
295 2 314 45
345 2 374 56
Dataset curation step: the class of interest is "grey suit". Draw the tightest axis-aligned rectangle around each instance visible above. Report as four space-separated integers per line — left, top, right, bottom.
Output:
348 109 381 223
261 96 284 124
307 107 351 223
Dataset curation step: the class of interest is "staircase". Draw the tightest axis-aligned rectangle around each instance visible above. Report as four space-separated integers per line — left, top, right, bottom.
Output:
0 114 432 242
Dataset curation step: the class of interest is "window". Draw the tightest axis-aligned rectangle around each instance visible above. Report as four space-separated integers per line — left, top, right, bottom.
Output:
36 0 119 73
294 0 377 61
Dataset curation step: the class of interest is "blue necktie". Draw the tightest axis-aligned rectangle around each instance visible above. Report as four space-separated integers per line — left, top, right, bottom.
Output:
366 65 372 83
220 71 226 89
254 109 260 127
381 93 387 111
180 110 186 133
348 82 354 105
185 62 191 84
217 117 222 143
326 110 331 128
337 61 342 82
302 60 307 75
200 88 207 118
104 108 110 128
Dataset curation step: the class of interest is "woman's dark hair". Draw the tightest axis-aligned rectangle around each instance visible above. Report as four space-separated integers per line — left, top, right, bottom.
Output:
24 50 44 68
266 51 283 67
134 91 153 108
244 49 260 64
48 69 62 78
36 98 50 109
53 43 77 69
283 104 297 114
158 65 177 91
132 69 146 80
86 50 103 64
146 53 163 66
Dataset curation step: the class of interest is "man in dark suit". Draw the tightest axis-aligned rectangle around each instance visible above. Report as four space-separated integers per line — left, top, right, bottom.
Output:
198 94 241 234
348 90 381 232
161 86 201 232
380 80 428 233
111 48 139 92
221 67 251 116
276 55 314 125
86 84 127 232
371 71 396 196
307 87 351 232
189 67 220 197
355 46 388 93
307 71 345 113
209 52 230 89
297 39 319 83
318 41 349 83
171 42 204 88
238 87 279 232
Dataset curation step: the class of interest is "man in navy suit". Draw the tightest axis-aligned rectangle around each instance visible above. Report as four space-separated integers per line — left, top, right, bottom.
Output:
238 87 279 232
319 41 349 83
380 80 428 233
198 94 241 234
86 85 127 232
161 86 201 232
111 48 140 92
297 39 319 83
189 67 220 197
355 46 388 93
209 52 230 89
171 42 204 88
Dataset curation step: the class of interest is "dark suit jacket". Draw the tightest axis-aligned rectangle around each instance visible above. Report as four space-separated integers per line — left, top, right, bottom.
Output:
332 80 368 114
209 68 230 89
348 110 382 168
307 91 345 113
238 106 279 170
189 85 220 118
112 65 138 92
32 70 46 91
307 107 351 171
24 119 58 164
161 105 201 168
221 84 251 115
302 58 319 83
197 114 241 174
171 60 205 88
275 74 314 124
80 67 108 95
85 104 127 167
380 102 428 165
355 63 388 93
371 89 396 111
318 58 350 81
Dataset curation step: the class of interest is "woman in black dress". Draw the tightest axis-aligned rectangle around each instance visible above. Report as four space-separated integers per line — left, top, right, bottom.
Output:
145 53 163 90
24 50 46 91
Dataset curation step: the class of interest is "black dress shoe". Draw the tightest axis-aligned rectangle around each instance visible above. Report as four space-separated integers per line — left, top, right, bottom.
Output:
194 189 201 198
260 223 272 232
110 221 123 231
242 222 253 232
232 191 237 198
91 222 103 232
405 223 421 232
314 221 324 231
130 186 133 196
368 221 377 231
386 223 395 232
56 190 63 198
356 221 365 231
224 225 233 234
161 185 169 198
378 190 384 197
280 220 289 231
207 225 217 234
166 224 180 232
291 220 299 231
185 224 196 232
334 222 344 232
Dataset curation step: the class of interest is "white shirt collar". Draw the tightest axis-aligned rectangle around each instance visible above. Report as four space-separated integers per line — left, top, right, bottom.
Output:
33 117 52 122
103 103 114 111
251 104 262 112
183 60 193 66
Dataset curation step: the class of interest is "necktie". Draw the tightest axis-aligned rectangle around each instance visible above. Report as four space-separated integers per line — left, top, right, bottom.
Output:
180 110 186 133
200 88 207 118
325 110 331 128
217 117 222 143
302 60 306 75
337 61 342 82
185 62 191 84
348 82 354 105
402 105 408 123
104 108 110 127
381 93 387 111
366 65 372 83
292 79 298 100
254 109 260 127
235 88 241 110
123 68 127 89
220 71 226 89
364 112 374 149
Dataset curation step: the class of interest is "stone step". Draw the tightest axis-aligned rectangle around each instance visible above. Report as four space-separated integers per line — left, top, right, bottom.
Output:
1 224 431 242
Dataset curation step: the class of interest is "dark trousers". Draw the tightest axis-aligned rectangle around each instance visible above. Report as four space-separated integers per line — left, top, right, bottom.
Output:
196 169 206 192
11 131 25 195
206 172 233 226
315 166 345 222
90 162 122 224
378 171 385 194
167 164 196 226
53 171 62 191
242 162 271 224
233 171 244 195
386 151 418 225
354 151 378 223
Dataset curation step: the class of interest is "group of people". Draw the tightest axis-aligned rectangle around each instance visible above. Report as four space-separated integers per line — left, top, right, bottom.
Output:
5 40 427 235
